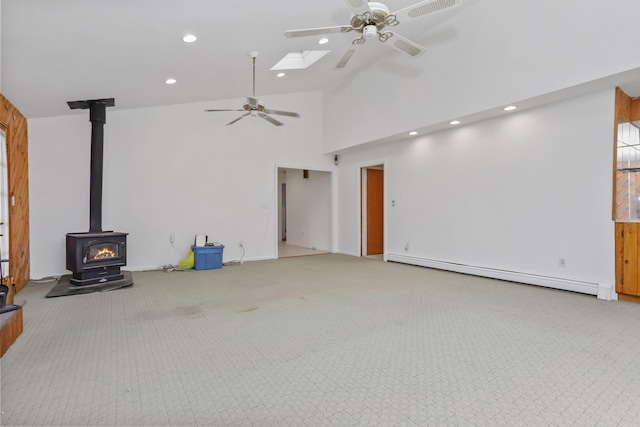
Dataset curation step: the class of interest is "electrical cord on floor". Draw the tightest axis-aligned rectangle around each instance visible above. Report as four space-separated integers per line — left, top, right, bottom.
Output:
223 244 245 266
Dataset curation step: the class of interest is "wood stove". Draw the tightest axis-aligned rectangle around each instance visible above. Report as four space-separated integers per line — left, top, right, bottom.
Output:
66 232 127 284
65 98 129 286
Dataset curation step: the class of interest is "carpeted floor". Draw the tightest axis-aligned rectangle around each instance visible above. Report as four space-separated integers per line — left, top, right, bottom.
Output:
2 254 640 426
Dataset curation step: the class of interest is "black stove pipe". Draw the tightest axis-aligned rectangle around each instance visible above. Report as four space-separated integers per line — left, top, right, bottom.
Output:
89 102 106 233
67 98 114 233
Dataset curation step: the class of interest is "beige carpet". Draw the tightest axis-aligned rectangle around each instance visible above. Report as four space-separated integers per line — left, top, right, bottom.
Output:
2 254 640 426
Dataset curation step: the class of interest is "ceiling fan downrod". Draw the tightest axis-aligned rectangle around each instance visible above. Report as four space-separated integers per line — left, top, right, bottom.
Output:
249 51 258 98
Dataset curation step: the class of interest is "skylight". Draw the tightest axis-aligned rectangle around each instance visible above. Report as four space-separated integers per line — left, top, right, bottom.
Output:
271 51 330 70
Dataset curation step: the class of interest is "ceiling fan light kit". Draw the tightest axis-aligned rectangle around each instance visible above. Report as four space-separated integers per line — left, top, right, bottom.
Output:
364 24 378 39
204 51 301 127
285 0 461 68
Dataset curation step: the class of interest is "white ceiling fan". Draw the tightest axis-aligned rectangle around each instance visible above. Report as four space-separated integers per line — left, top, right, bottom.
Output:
205 51 300 126
285 0 461 68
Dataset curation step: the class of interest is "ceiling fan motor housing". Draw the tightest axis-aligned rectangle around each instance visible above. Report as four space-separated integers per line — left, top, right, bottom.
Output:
350 2 390 33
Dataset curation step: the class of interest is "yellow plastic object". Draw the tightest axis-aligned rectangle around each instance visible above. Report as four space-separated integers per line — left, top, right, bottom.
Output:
177 249 195 269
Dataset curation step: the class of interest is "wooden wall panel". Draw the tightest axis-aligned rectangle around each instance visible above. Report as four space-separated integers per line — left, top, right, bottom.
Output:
615 87 632 121
631 96 640 122
0 94 30 292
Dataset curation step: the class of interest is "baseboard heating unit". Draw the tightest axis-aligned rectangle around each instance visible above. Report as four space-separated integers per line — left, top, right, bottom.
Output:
386 254 615 301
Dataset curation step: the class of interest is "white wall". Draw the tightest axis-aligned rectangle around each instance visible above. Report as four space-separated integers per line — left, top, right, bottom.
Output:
323 0 640 153
28 91 333 278
26 81 619 295
281 168 332 251
337 89 615 290
0 1 2 92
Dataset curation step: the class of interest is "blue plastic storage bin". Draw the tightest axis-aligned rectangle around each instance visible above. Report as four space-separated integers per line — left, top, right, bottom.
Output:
191 245 224 270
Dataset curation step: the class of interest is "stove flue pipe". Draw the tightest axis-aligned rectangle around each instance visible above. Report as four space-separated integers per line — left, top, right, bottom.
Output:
88 101 106 233
67 97 115 233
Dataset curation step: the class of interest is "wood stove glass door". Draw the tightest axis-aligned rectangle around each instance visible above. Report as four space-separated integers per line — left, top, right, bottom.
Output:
0 130 9 277
87 242 120 262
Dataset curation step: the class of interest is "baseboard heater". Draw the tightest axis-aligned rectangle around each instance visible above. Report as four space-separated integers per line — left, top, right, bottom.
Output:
386 253 609 299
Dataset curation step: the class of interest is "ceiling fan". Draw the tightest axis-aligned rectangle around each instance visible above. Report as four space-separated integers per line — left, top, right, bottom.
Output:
205 51 300 126
285 0 461 68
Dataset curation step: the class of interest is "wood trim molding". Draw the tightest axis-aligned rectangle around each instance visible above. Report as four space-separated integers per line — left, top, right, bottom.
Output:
0 94 30 292
618 293 640 304
613 88 631 220
0 307 23 357
631 96 640 122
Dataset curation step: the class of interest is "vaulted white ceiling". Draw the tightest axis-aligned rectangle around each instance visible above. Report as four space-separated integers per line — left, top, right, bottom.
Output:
1 0 473 118
2 0 640 134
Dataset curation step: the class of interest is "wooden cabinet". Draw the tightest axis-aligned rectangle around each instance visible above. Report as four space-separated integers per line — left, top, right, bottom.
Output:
615 222 640 302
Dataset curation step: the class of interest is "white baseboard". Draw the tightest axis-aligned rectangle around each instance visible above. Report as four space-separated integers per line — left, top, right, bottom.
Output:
386 253 612 299
245 255 275 262
336 250 358 257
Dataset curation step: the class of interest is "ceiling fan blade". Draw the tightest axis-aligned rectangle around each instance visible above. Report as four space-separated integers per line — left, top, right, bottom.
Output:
226 112 251 126
335 48 356 69
384 32 425 57
263 108 300 118
285 25 354 38
205 108 245 112
259 113 284 126
343 0 371 15
391 0 461 23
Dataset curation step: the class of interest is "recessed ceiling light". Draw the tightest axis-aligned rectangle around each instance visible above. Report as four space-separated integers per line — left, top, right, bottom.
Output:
277 72 286 78
504 105 517 111
409 131 418 136
182 34 197 43
450 120 461 125
165 78 177 85
318 38 329 45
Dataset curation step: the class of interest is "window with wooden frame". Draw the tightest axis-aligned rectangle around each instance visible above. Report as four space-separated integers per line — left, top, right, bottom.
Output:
613 88 640 221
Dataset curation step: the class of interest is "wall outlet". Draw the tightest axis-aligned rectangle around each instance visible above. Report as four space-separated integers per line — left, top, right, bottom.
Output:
559 258 566 267
239 241 243 247
170 233 175 244
405 242 410 251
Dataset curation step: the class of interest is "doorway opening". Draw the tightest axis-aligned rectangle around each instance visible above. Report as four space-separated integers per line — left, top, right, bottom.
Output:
361 164 384 259
277 167 332 258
